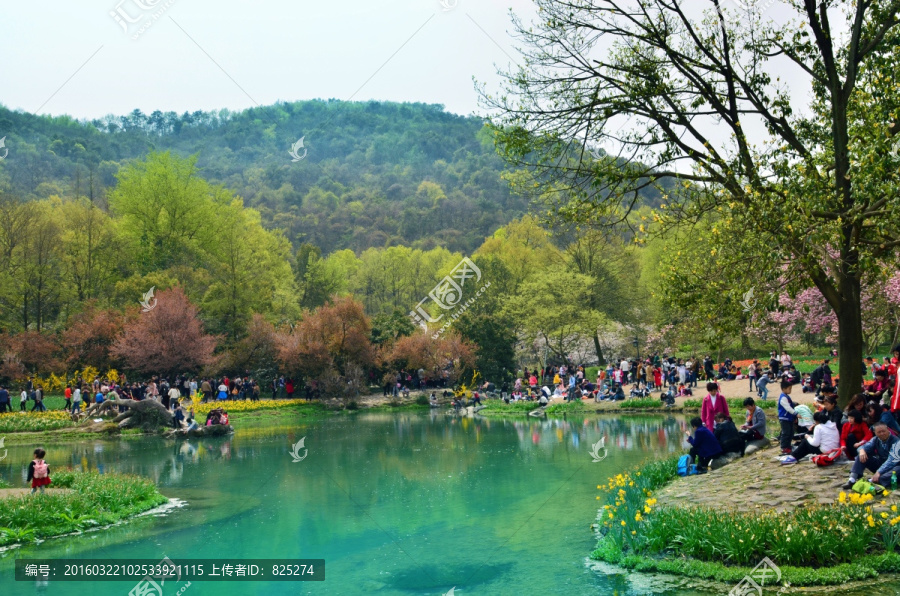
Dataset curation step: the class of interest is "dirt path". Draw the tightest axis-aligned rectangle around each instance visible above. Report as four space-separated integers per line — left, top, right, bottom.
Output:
0 488 73 499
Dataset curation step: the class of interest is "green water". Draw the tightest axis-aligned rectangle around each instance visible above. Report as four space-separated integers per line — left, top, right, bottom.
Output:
0 412 887 595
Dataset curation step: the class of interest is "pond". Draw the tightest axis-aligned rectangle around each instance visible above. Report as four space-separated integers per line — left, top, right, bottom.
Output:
0 411 889 595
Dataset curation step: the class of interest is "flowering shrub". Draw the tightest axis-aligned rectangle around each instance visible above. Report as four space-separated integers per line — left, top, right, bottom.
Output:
193 399 310 416
594 461 897 569
0 411 75 433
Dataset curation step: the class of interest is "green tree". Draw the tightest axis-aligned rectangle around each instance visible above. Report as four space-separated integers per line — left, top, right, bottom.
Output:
484 1 900 404
455 312 517 383
504 269 606 365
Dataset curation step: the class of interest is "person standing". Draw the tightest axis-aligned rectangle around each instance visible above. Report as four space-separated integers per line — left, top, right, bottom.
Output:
63 384 72 411
72 385 82 414
777 380 798 454
0 385 9 413
31 386 46 412
167 384 180 410
20 388 27 411
700 382 730 431
201 379 212 403
27 448 51 495
747 360 758 393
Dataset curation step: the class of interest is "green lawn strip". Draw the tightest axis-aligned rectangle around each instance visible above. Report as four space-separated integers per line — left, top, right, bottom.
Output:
0 470 167 546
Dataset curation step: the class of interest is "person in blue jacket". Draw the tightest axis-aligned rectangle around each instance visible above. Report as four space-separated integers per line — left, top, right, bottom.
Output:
684 416 723 474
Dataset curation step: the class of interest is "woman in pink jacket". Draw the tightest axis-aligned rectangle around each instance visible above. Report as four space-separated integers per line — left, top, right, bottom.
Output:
701 382 730 430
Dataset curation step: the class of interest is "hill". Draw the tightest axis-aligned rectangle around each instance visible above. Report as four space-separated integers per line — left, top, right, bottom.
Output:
0 100 527 254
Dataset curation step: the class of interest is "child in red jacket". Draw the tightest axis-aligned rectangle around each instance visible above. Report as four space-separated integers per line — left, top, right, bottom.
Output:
841 409 873 460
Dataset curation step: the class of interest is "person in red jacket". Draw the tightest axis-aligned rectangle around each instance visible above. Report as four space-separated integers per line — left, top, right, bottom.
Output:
891 344 900 415
701 382 730 431
841 409 873 460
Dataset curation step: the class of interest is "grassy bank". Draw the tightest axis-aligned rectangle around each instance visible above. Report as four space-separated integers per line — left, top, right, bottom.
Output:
592 458 900 587
0 470 168 546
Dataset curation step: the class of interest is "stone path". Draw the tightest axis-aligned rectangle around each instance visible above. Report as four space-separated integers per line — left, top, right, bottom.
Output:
656 443 900 514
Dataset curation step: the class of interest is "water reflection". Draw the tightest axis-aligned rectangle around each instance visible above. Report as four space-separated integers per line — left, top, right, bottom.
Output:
0 412 771 596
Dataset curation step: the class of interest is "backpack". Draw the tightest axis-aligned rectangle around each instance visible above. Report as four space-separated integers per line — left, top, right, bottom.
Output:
33 460 48 479
852 479 878 495
812 447 842 467
677 454 694 476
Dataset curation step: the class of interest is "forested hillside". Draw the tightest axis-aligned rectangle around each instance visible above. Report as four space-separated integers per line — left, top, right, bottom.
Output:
0 100 537 254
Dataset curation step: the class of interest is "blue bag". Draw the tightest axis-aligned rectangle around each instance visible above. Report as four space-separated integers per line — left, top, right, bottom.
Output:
677 454 694 476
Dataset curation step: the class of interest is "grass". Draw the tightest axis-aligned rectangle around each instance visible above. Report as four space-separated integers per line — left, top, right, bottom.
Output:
0 469 167 546
591 458 900 587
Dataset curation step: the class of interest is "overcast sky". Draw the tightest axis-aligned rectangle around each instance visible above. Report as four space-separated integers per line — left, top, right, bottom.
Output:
0 0 537 120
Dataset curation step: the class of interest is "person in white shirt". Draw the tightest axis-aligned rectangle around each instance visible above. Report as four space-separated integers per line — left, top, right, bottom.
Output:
781 352 792 368
168 386 181 410
790 410 840 460
72 386 82 414
20 389 27 411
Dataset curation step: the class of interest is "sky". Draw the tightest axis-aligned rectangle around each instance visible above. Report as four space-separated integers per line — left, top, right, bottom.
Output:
0 0 538 120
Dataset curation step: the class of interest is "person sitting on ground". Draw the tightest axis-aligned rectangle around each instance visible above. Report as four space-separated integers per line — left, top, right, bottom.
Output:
843 422 899 489
677 383 693 397
867 369 891 403
794 403 816 437
738 397 767 452
870 433 900 488
172 404 185 429
684 417 722 474
220 410 229 425
660 387 676 407
842 393 868 425
868 402 900 435
713 413 744 455
791 410 840 461
841 409 873 460
820 394 843 427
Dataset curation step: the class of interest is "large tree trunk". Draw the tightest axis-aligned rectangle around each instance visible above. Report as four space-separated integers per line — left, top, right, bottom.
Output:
593 332 606 366
836 275 864 408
